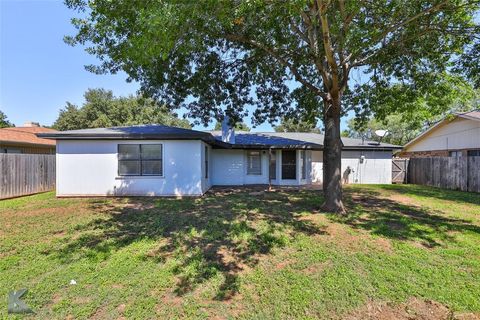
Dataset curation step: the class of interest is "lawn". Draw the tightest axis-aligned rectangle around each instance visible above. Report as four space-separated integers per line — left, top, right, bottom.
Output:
1 185 479 319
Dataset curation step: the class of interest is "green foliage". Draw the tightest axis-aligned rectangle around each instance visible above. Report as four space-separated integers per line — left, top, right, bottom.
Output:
345 89 480 146
213 121 251 131
53 88 191 131
64 1 479 125
274 117 322 133
0 110 14 128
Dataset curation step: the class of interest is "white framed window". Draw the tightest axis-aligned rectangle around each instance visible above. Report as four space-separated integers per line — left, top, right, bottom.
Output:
118 144 163 176
247 150 262 175
449 150 462 158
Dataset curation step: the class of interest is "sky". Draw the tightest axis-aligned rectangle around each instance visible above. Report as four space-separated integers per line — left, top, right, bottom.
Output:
0 0 352 131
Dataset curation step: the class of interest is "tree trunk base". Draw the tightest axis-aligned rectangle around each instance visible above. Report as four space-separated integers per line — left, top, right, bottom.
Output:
321 201 346 214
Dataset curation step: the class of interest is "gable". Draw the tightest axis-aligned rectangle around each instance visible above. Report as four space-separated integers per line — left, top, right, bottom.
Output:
405 117 480 152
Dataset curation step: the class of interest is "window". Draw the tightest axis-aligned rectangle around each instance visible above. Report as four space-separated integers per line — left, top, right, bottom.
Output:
118 144 162 176
282 150 296 179
300 150 306 179
205 146 209 179
449 150 462 158
247 150 262 175
269 150 276 180
468 150 480 157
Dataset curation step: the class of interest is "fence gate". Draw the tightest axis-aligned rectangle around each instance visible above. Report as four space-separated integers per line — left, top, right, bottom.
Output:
392 158 409 183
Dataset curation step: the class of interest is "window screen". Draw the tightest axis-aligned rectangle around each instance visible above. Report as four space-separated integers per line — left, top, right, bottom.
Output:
282 150 296 179
247 151 262 175
269 150 276 180
467 150 480 157
118 144 162 176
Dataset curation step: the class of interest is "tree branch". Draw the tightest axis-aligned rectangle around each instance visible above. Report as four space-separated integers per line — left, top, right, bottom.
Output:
224 34 326 98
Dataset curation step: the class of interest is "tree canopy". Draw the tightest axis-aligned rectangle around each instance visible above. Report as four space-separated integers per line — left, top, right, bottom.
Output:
274 117 322 133
344 88 480 146
53 89 191 131
214 121 251 132
0 111 13 128
65 0 480 212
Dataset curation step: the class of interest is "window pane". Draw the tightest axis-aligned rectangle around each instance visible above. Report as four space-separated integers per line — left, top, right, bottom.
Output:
247 151 262 175
468 150 480 157
269 151 276 180
119 144 140 160
141 144 162 160
142 160 162 175
282 150 296 179
119 160 141 175
301 150 306 179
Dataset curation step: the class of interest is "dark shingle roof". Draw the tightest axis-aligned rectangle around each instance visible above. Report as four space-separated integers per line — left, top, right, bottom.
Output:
210 131 401 150
37 125 217 143
38 125 401 150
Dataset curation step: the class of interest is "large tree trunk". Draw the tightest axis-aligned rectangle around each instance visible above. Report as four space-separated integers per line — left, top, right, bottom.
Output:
322 97 345 213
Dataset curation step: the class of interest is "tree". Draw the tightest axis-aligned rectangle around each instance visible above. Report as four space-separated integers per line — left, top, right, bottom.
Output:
0 111 14 128
53 89 191 131
345 87 479 146
65 0 479 213
274 117 322 133
214 121 251 131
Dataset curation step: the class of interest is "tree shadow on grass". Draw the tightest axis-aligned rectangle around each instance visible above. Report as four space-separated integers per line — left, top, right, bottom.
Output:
52 189 325 300
333 188 480 248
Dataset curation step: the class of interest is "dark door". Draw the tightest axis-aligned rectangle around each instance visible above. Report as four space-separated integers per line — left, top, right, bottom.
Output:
282 150 296 179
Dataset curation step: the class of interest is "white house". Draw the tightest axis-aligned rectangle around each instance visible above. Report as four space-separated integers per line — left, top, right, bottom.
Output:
38 123 401 197
401 110 480 158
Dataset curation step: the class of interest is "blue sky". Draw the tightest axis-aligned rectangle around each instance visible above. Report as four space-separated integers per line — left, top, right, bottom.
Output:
0 0 351 131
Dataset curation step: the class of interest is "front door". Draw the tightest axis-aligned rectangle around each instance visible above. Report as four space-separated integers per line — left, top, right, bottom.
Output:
282 150 296 179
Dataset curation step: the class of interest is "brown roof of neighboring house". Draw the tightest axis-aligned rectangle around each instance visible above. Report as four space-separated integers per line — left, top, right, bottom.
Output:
459 110 480 121
0 127 57 147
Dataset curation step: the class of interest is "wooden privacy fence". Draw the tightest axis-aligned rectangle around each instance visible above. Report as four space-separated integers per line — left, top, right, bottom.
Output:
0 154 56 199
408 156 480 193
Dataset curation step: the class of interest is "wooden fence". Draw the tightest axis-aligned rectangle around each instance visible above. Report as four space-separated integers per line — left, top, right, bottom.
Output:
408 156 480 193
0 154 56 199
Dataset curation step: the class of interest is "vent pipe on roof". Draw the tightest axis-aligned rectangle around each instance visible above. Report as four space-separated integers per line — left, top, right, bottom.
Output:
23 121 40 127
221 116 235 144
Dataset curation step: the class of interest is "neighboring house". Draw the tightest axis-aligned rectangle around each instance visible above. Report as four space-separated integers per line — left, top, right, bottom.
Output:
400 110 480 158
0 122 56 154
38 123 401 197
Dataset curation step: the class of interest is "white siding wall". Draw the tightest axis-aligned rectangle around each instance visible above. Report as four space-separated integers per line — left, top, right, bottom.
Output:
56 140 204 196
212 149 310 186
407 118 480 152
211 149 269 185
311 150 393 185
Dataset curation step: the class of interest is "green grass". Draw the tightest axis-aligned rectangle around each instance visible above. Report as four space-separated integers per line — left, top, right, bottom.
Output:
0 185 479 319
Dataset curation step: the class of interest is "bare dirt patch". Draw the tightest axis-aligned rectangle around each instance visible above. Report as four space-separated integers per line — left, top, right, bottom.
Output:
345 297 479 320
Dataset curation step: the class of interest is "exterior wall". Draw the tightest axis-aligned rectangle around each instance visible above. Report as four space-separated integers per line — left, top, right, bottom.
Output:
211 149 270 185
211 149 311 186
311 151 323 185
0 144 55 154
405 118 480 153
342 150 392 184
56 140 204 196
311 150 393 185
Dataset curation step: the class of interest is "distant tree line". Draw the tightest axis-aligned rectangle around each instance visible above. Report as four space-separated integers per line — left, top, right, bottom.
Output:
53 88 192 131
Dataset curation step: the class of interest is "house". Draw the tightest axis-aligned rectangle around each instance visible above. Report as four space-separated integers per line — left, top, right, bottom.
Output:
38 123 401 197
400 110 480 158
0 122 56 154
